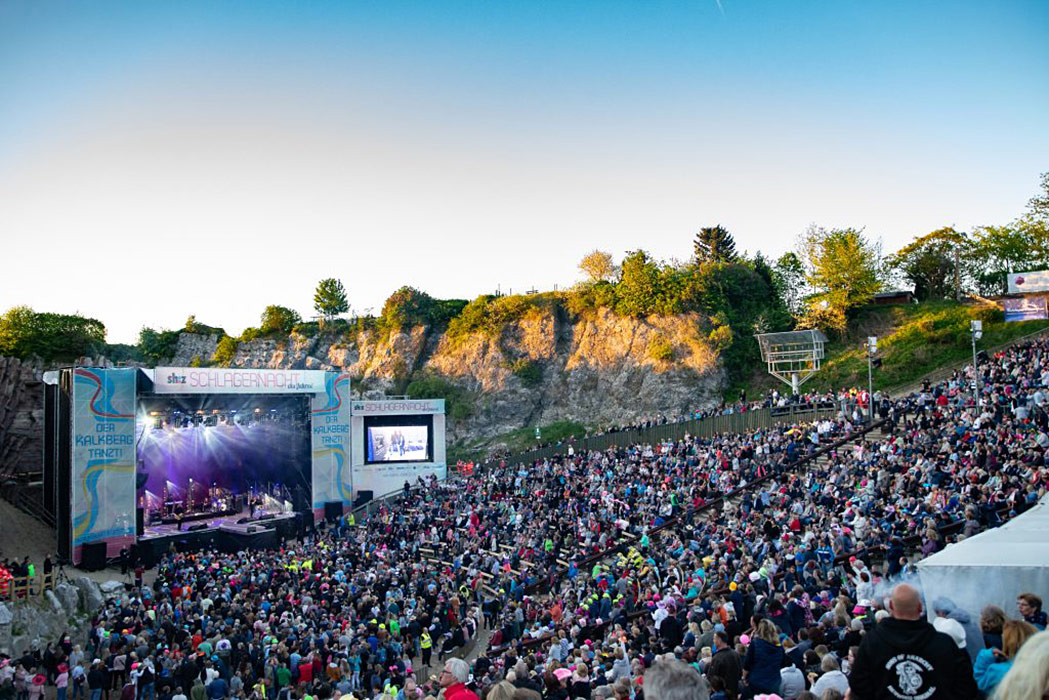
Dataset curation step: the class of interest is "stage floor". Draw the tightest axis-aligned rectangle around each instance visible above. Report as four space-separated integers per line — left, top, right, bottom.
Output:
141 506 295 540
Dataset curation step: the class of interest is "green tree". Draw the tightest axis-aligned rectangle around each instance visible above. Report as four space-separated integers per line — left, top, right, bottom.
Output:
578 250 616 283
889 227 967 301
966 223 1049 295
212 336 239 366
615 250 661 316
138 327 181 364
1027 171 1049 222
693 225 738 264
772 252 807 315
0 306 106 362
314 278 349 321
381 286 436 329
259 305 301 334
799 227 883 333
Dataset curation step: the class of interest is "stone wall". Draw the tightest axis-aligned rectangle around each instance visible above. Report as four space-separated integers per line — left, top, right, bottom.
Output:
0 357 44 477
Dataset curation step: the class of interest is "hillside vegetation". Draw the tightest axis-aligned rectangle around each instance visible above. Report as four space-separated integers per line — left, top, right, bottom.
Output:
796 302 1049 393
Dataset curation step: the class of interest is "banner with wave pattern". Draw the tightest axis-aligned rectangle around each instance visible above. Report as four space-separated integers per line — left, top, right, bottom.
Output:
310 372 352 518
72 368 137 562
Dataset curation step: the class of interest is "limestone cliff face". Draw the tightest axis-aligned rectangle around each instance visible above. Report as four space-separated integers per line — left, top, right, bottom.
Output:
0 309 723 467
423 307 722 440
169 307 724 443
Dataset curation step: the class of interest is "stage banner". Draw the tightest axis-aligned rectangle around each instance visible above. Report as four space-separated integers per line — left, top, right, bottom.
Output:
310 372 352 519
351 398 445 415
1003 296 1048 322
71 368 137 563
152 367 328 394
1007 270 1049 294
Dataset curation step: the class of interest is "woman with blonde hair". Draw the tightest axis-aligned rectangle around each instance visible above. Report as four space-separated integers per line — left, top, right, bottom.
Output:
993 630 1049 700
743 618 785 697
975 619 1039 695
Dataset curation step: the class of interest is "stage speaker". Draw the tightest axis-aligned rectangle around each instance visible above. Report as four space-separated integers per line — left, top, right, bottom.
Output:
324 501 342 522
136 508 144 537
236 517 251 524
354 490 373 508
188 523 208 532
81 542 107 571
246 526 257 534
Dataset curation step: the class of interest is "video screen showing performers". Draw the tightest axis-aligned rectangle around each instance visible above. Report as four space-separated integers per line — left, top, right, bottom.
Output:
364 415 433 464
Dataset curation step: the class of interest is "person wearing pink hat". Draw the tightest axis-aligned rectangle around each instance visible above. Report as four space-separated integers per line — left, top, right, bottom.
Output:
28 674 46 700
56 664 70 700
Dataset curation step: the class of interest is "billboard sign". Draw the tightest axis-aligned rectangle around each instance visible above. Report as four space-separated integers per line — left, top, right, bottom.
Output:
351 399 445 415
1007 270 1049 294
1003 296 1048 322
152 367 328 394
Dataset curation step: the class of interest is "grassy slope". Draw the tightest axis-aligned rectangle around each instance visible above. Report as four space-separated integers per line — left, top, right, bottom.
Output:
803 301 1049 393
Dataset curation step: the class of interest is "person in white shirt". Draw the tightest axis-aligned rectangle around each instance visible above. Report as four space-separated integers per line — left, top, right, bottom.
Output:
810 654 850 697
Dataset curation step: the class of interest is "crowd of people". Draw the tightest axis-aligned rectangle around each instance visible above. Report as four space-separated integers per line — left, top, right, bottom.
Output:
3 335 1049 700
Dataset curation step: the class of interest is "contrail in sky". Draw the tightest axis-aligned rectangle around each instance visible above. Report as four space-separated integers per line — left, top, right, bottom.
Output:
714 0 724 15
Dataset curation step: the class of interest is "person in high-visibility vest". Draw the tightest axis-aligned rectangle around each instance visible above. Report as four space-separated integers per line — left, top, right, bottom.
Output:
420 630 433 668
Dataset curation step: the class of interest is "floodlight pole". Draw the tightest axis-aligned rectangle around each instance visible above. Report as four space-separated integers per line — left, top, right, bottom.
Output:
867 336 877 424
971 320 983 407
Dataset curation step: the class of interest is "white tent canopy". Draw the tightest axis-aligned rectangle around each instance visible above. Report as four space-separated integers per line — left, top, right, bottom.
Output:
917 494 1049 622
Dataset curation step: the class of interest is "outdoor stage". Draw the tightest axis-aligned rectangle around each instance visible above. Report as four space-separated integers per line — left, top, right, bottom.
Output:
136 506 300 566
42 367 447 568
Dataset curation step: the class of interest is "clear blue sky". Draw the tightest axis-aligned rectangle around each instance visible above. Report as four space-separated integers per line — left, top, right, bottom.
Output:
2 0 1047 343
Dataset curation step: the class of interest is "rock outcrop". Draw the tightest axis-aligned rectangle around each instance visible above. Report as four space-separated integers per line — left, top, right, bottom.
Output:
0 304 726 463
0 577 119 656
173 306 724 444
0 357 44 476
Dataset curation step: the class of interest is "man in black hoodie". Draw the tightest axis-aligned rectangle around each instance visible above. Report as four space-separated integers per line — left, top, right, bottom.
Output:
849 584 976 700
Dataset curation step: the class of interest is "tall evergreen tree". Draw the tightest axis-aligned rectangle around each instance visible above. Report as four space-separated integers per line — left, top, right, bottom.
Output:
694 225 738 264
314 278 349 321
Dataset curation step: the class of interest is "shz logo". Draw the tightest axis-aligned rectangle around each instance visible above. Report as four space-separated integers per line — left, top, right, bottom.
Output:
167 373 187 384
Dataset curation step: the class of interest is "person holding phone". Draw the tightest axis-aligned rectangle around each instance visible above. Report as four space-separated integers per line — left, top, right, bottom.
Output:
973 619 1038 696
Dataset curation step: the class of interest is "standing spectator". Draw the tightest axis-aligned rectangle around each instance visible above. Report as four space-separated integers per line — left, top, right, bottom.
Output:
979 605 1006 650
439 659 478 700
706 633 741 700
88 661 105 700
1017 593 1047 630
848 584 976 700
742 620 784 698
56 664 69 700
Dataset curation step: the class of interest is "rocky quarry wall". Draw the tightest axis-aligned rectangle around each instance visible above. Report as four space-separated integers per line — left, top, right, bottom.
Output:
0 307 725 473
0 357 44 477
170 306 725 443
